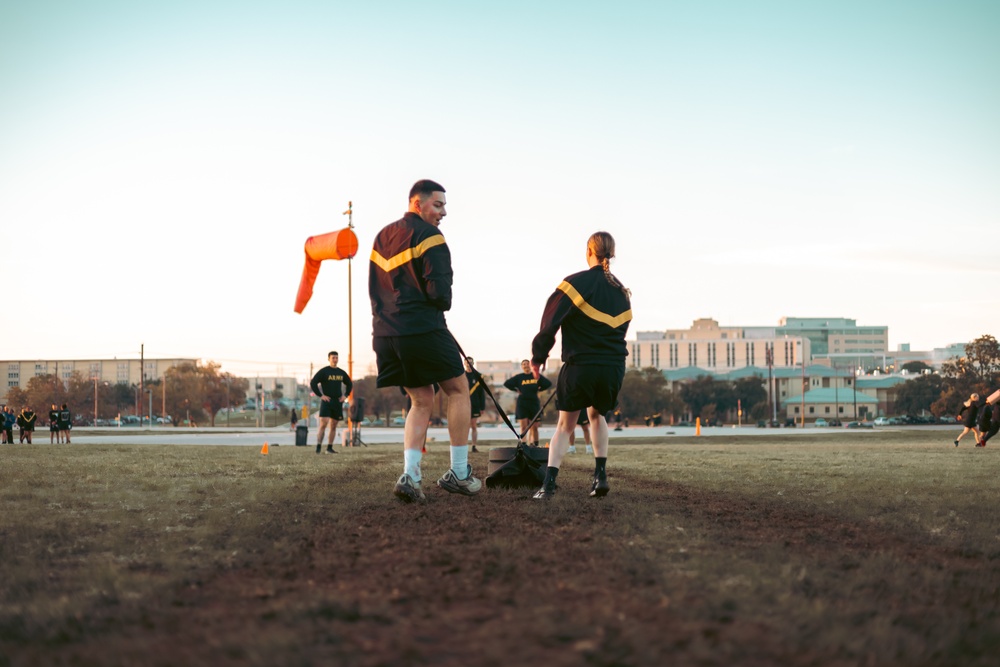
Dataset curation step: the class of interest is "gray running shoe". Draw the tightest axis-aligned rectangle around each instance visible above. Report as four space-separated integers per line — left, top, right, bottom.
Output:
393 474 426 503
436 465 482 496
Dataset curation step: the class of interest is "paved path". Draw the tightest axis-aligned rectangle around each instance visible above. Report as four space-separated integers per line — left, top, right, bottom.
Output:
57 424 951 447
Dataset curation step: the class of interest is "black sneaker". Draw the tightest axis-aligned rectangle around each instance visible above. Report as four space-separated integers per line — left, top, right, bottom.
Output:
327 446 335 454
532 480 557 500
471 445 479 453
316 445 322 454
954 440 959 447
589 472 610 498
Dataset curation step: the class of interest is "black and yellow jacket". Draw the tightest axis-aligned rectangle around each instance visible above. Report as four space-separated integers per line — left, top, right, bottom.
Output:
310 366 353 401
532 265 632 366
368 212 453 337
467 372 487 412
503 373 552 403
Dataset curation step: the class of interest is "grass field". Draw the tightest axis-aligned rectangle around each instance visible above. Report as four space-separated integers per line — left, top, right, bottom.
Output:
1 430 998 666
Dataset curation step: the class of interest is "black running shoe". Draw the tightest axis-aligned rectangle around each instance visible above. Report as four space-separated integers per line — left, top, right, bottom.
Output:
532 480 557 500
589 472 610 498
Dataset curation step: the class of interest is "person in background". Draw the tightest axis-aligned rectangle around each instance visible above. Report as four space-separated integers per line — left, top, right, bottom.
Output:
309 351 353 454
58 403 72 444
504 360 553 446
49 404 60 444
955 393 981 447
567 408 593 454
976 394 999 447
529 231 632 500
465 357 486 453
17 406 37 444
2 406 14 444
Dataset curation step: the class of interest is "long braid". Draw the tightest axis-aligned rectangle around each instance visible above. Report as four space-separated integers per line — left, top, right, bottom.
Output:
590 231 631 300
601 258 631 300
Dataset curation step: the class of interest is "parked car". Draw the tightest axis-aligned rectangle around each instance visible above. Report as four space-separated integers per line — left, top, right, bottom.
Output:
391 416 406 426
814 418 828 427
828 419 842 427
873 417 890 426
938 416 957 424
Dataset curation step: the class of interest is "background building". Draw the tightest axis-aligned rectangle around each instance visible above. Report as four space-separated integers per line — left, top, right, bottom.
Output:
1 357 196 404
632 318 809 372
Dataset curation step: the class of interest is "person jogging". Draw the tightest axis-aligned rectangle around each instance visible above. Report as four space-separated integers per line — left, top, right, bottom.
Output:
529 231 632 500
955 393 982 447
309 351 353 454
369 179 481 503
504 360 553 446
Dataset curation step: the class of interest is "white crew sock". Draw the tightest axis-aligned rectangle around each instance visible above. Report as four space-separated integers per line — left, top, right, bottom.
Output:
450 445 469 479
404 449 423 482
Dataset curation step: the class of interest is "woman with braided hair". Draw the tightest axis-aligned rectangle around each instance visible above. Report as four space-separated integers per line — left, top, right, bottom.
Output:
529 231 632 500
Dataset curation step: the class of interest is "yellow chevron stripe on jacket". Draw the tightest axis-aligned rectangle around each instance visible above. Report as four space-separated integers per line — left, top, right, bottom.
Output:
370 235 447 273
557 281 632 328
469 380 480 395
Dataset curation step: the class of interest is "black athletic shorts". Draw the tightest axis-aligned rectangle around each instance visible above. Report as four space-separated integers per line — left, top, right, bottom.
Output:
515 398 541 420
471 407 482 419
319 400 344 420
556 363 625 414
50 424 59 432
577 410 590 426
374 329 463 389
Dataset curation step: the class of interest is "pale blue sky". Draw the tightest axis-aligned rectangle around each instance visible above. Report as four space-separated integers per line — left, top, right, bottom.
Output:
1 1 997 380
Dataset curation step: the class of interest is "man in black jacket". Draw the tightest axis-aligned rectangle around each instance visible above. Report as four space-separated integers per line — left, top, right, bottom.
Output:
369 180 481 502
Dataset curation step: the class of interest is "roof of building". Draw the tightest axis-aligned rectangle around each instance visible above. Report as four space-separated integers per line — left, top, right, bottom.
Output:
856 376 909 389
795 388 878 404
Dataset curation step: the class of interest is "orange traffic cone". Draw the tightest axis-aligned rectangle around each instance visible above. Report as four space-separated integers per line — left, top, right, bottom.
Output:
261 442 269 455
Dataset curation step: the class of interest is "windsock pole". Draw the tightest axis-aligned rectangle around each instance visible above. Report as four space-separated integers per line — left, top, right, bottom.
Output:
343 202 354 431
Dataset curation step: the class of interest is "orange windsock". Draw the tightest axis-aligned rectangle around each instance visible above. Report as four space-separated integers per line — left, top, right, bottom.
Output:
294 228 359 313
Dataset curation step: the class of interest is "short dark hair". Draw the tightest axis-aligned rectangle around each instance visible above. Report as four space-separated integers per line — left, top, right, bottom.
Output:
409 179 445 200
328 351 339 357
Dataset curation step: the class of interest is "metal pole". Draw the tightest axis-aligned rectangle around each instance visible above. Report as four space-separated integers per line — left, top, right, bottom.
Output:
94 376 98 425
140 343 144 430
344 201 354 436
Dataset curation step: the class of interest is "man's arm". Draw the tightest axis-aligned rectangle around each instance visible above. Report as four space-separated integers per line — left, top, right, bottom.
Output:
420 234 453 311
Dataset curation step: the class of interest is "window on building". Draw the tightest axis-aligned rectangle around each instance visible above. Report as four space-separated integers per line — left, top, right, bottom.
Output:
825 407 830 413
809 407 814 414
794 406 800 414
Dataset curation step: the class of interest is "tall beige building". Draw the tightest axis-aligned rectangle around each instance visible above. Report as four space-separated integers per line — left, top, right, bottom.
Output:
631 318 809 372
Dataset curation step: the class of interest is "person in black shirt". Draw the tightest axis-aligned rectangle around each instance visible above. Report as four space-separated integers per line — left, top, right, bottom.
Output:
17 406 37 444
504 360 552 446
58 403 72 443
465 357 486 453
309 351 353 454
49 404 60 444
955 393 981 447
977 395 999 447
529 231 632 500
369 180 481 503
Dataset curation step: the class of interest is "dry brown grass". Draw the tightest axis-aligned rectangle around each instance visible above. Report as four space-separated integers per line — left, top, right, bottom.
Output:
1 429 998 666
